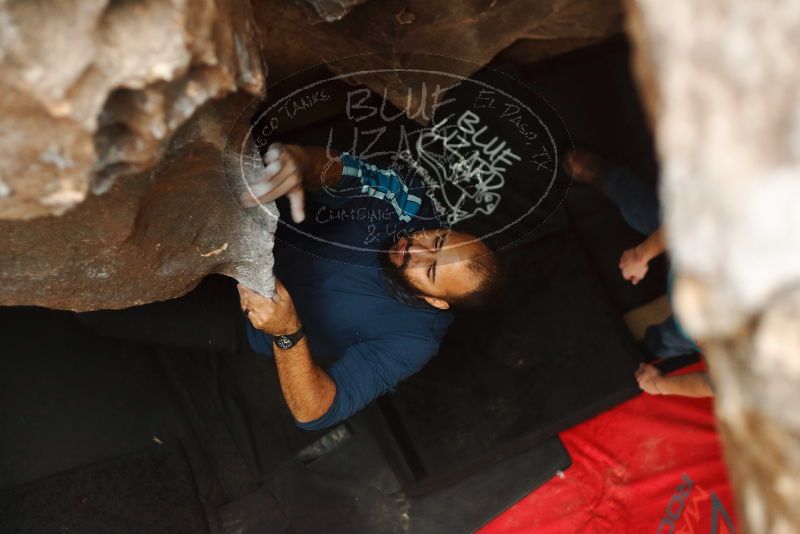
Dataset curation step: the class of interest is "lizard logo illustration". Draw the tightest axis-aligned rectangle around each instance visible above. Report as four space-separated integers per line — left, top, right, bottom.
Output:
403 110 522 225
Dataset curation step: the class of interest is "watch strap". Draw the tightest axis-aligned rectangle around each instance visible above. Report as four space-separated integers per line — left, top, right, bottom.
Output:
273 326 305 349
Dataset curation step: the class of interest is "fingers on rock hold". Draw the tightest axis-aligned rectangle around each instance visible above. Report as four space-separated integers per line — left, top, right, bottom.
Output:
264 143 283 163
264 159 282 178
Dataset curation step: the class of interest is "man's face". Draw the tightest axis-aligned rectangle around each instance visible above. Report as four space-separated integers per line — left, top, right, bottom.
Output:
386 228 486 307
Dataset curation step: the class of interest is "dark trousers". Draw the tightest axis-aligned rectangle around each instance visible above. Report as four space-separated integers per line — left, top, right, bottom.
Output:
78 275 247 355
598 167 698 358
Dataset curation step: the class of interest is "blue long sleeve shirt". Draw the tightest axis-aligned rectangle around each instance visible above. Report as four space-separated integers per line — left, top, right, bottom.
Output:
245 153 453 430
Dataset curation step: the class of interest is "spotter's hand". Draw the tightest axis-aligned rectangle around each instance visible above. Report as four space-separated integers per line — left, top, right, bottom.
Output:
619 246 649 285
238 280 301 336
635 363 663 395
241 143 307 223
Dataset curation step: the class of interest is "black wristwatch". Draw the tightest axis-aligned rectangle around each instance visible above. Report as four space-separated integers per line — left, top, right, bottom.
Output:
273 326 305 350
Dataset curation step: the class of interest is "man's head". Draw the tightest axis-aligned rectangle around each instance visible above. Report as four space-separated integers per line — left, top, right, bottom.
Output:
383 228 501 310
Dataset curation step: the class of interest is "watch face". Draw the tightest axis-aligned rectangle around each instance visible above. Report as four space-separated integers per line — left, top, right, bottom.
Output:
276 336 292 350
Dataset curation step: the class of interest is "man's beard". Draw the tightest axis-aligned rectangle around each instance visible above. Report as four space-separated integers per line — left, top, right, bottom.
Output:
378 235 426 307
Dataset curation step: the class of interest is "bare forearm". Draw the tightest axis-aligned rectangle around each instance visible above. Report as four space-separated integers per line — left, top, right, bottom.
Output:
637 226 666 262
273 339 337 422
238 280 336 422
285 145 343 192
655 372 713 397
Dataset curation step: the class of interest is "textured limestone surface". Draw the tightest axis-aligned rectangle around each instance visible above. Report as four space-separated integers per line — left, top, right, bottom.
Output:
257 0 622 120
629 0 800 531
0 0 623 312
0 0 265 220
0 93 277 311
0 0 275 310
301 0 369 23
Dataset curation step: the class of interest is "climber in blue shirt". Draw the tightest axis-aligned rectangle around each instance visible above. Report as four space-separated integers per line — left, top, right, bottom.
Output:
236 144 501 430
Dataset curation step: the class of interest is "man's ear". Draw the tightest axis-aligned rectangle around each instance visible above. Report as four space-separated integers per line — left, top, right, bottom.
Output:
422 295 450 310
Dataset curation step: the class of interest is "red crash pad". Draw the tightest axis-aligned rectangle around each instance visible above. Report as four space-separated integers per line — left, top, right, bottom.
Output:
481 363 737 534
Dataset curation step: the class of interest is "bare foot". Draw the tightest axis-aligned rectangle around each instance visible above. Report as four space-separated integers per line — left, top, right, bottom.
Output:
562 149 610 185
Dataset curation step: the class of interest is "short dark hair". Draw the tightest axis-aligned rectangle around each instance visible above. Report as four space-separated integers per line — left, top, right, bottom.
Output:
447 251 503 307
